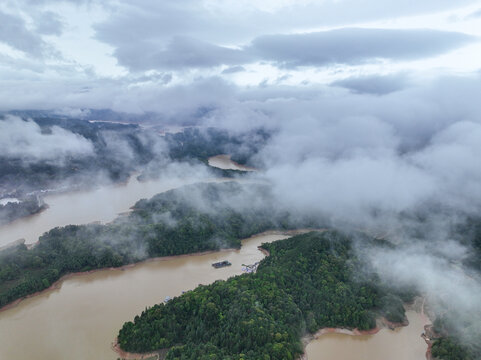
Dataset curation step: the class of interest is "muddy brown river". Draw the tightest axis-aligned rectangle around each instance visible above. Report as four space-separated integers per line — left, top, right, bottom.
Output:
0 174 222 247
305 310 429 360
0 233 290 360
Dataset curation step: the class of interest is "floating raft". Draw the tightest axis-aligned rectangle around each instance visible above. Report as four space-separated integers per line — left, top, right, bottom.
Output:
212 260 232 268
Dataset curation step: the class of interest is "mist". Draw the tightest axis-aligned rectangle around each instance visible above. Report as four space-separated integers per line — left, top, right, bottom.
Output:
0 115 94 163
198 72 481 350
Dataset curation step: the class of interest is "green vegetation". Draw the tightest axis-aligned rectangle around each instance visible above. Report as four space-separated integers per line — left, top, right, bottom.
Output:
432 337 474 360
0 182 314 308
117 231 408 359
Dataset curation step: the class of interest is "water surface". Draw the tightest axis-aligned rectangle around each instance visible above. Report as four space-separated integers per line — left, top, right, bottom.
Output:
305 310 429 360
0 175 217 246
0 233 289 360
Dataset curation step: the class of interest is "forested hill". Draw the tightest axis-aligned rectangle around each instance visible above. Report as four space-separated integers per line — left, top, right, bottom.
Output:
117 231 410 360
0 182 317 308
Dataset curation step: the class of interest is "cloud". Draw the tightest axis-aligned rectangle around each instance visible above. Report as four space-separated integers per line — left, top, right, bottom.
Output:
198 73 481 226
113 36 250 71
87 0 479 71
99 27 477 71
367 240 481 350
94 0 478 47
0 115 94 162
0 10 48 57
249 28 476 68
466 8 481 19
331 73 410 95
33 11 64 36
222 65 246 74
99 28 475 71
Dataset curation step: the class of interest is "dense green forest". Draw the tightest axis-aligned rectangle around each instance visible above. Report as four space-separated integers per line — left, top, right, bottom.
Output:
117 231 409 359
0 182 316 308
432 337 474 360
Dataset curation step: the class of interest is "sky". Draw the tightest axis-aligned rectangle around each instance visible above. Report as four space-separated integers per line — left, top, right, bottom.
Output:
0 0 481 113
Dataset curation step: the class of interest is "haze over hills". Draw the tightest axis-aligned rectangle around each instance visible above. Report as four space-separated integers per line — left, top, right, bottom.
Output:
1 1 481 359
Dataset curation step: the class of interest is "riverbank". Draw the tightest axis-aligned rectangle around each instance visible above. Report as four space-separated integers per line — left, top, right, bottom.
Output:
300 298 432 360
300 315 408 354
112 338 166 360
0 247 237 314
0 229 314 314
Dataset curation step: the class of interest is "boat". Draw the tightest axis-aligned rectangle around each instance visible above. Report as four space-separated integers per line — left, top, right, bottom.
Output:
212 260 232 268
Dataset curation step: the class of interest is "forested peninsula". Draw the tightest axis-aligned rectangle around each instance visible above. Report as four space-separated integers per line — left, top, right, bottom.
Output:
117 231 411 359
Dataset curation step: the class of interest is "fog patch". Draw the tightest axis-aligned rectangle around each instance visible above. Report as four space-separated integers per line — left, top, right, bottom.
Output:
0 115 94 164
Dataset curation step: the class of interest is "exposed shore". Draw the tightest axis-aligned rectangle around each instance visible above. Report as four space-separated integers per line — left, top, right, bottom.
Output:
300 297 432 360
112 338 166 360
299 318 413 360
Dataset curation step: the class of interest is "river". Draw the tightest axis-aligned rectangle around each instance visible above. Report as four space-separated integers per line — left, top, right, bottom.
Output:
0 232 290 360
0 173 220 247
305 310 429 360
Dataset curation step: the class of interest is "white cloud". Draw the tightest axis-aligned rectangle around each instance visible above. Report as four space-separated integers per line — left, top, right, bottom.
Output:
0 115 94 162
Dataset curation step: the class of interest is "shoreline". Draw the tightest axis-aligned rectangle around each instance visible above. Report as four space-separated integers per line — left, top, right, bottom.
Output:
0 247 238 314
112 338 166 360
108 229 325 360
0 229 318 314
299 298 433 360
301 315 408 347
299 319 410 360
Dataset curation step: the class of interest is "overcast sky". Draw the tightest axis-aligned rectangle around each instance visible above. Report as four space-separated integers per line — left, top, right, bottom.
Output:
0 0 481 113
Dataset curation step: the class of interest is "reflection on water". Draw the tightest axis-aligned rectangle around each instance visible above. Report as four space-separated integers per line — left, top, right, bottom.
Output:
0 233 289 360
305 310 429 360
0 175 219 246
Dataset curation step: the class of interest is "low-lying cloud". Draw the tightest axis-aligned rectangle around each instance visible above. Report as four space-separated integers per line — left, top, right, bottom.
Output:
0 115 94 162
